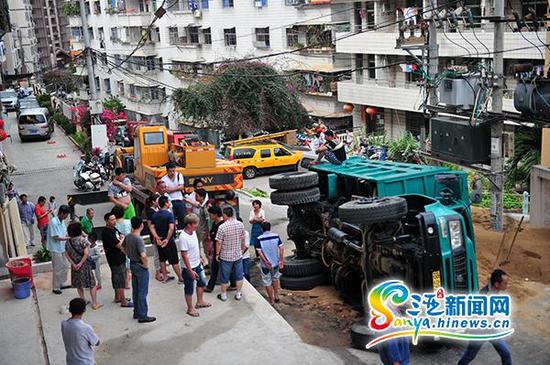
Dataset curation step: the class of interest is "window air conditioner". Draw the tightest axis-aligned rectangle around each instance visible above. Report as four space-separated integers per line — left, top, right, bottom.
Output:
193 10 202 18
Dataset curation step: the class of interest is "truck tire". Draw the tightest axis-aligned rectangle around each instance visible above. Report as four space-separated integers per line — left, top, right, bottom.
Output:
271 187 320 206
281 255 324 277
269 171 318 191
338 197 408 226
280 272 328 291
350 320 377 352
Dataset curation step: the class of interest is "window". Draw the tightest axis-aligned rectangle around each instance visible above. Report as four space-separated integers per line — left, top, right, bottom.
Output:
232 148 255 159
365 2 375 29
222 0 234 8
169 27 179 45
355 54 363 82
189 27 199 44
286 28 299 48
274 148 291 157
254 27 270 48
129 84 136 97
224 27 236 46
254 0 267 7
95 76 100 92
94 1 101 14
117 81 124 95
103 79 111 93
146 56 156 70
143 131 165 145
151 87 166 100
260 149 271 158
110 27 118 42
201 0 209 9
202 28 212 44
521 1 546 19
367 54 375 79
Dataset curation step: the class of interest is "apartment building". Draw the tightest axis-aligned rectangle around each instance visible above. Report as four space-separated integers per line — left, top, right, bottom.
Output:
2 0 39 78
32 0 70 69
335 0 545 141
67 0 352 129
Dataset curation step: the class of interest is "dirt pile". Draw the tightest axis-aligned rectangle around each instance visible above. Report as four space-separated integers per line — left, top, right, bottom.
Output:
472 207 550 302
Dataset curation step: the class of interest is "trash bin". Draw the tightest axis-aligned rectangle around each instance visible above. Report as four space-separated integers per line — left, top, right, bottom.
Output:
6 258 34 288
13 277 32 299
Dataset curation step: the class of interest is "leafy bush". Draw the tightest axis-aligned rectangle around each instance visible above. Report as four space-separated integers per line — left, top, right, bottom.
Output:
505 127 541 191
473 192 523 210
37 94 52 112
103 96 126 113
33 245 51 263
63 2 80 16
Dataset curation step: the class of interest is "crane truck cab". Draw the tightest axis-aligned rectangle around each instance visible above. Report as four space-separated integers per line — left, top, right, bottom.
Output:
116 125 243 216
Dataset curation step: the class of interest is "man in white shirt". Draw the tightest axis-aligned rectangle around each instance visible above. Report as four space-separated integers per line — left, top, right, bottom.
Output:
178 213 211 317
161 162 186 229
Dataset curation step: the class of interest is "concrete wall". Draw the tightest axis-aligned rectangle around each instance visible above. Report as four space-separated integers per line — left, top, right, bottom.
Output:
529 165 550 228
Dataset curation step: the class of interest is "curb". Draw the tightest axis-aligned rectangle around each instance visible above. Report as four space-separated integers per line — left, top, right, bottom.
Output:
55 122 84 153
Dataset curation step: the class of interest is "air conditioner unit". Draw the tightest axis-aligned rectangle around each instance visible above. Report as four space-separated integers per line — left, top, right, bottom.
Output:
193 10 202 18
253 41 267 48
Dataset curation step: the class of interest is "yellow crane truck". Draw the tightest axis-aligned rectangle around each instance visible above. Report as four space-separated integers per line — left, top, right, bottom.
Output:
67 125 243 224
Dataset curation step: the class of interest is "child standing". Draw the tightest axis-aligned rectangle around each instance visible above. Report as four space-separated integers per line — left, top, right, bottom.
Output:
255 221 284 305
87 232 102 290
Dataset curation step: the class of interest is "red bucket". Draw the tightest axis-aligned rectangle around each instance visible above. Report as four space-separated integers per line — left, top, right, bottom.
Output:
6 258 34 288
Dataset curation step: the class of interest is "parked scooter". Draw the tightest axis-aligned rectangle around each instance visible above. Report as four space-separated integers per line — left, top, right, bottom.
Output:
73 158 105 191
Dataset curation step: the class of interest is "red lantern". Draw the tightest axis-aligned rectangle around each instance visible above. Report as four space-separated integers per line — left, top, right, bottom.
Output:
0 129 7 142
366 107 377 116
0 119 4 129
343 103 354 113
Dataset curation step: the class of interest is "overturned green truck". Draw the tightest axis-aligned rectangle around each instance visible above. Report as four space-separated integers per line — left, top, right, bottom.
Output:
269 156 479 348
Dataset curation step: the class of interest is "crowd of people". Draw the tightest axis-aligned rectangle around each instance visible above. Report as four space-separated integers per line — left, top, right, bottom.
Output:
10 164 285 364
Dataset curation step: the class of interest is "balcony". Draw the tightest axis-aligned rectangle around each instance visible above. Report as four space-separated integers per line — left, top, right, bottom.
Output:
121 95 165 116
337 79 422 112
68 16 82 27
336 30 545 60
338 79 522 115
110 40 157 56
115 12 154 27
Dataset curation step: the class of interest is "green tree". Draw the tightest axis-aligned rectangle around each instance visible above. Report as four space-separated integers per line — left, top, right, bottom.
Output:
172 62 310 137
103 96 126 113
43 67 79 93
505 127 541 191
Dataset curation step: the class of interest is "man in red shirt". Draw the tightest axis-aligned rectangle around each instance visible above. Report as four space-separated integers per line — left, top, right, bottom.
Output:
35 196 51 246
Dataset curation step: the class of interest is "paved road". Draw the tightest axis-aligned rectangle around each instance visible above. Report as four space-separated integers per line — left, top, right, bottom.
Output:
2 111 112 254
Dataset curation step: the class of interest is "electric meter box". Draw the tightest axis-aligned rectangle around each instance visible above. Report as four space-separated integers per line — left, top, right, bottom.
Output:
431 116 490 165
438 77 479 110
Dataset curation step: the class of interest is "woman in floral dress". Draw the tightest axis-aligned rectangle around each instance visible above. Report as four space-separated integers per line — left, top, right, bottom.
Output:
65 222 102 310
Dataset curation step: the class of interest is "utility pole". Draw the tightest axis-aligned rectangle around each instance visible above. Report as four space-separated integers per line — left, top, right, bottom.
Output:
78 0 98 105
545 1 550 77
491 0 504 231
425 0 439 108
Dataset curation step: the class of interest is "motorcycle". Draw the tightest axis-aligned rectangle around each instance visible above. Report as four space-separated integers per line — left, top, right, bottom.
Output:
359 143 387 161
73 159 105 192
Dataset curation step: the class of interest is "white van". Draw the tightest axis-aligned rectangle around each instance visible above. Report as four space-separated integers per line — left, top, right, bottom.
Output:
18 108 53 141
